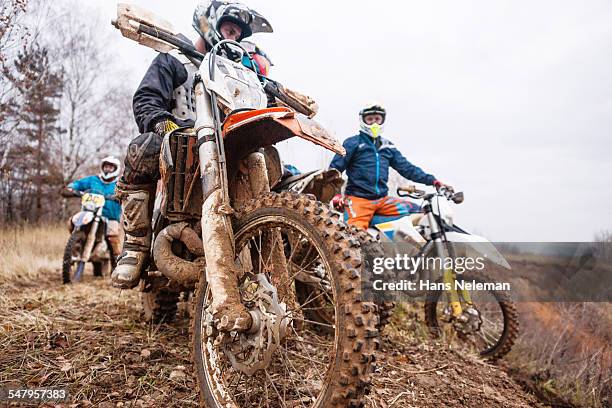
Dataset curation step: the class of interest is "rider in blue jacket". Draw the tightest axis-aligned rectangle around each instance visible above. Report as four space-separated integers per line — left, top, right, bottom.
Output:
330 103 452 229
65 157 123 257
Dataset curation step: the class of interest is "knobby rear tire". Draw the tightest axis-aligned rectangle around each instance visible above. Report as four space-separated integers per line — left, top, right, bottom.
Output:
141 288 180 323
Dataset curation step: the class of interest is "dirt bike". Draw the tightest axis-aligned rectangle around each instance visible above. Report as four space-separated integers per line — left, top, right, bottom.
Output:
63 191 117 284
288 168 519 359
113 4 378 407
338 184 518 360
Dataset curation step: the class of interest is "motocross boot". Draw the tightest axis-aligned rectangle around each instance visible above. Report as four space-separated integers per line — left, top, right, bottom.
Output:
111 183 155 289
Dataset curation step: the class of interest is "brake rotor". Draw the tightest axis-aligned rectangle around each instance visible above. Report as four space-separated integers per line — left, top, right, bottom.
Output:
216 273 290 376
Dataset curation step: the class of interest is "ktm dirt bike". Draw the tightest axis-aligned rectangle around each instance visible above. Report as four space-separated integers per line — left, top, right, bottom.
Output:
113 5 378 407
62 191 117 284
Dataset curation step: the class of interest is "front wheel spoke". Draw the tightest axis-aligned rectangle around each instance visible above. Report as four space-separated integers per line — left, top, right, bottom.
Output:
288 336 333 350
289 316 335 329
293 290 332 315
285 232 306 265
281 348 315 405
283 347 327 370
265 369 287 408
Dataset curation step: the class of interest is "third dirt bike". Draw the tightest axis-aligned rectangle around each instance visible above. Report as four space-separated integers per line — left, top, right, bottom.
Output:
62 191 117 284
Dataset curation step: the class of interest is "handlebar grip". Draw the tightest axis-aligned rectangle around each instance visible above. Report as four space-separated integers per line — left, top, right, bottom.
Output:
397 185 417 194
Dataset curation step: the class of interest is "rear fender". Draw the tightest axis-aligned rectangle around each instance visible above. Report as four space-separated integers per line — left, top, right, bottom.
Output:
445 231 511 270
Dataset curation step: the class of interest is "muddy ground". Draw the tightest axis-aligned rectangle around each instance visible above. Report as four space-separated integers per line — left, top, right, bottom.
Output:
0 266 545 408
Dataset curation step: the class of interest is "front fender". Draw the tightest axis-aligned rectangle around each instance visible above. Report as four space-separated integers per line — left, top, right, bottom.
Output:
445 231 511 270
71 211 94 228
223 108 345 181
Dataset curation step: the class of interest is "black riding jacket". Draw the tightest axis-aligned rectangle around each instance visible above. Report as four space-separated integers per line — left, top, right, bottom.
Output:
133 53 195 134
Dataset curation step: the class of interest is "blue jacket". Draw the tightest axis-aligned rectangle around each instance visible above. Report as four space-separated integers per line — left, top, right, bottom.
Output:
68 176 120 221
330 132 436 200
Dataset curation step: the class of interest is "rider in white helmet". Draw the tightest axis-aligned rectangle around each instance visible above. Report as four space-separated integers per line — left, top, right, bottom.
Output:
64 156 123 259
330 102 453 230
100 156 121 183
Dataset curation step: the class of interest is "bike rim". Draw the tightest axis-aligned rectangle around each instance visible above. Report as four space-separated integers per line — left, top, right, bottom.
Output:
437 289 506 355
198 216 338 408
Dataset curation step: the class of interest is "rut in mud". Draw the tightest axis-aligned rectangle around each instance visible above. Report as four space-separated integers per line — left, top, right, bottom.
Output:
0 261 545 408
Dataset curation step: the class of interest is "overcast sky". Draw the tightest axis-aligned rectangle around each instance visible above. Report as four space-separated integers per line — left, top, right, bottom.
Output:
91 0 612 241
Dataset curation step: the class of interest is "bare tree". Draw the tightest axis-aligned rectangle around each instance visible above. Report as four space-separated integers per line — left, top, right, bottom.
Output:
0 0 29 169
0 0 136 224
50 2 134 186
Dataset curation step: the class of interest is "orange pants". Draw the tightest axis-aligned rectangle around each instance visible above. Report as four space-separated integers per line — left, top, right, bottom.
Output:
345 195 420 230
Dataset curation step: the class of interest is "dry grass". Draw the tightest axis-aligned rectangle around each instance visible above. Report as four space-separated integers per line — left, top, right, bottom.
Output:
367 303 544 408
487 254 612 408
506 302 611 408
0 223 68 286
0 224 547 407
0 224 198 407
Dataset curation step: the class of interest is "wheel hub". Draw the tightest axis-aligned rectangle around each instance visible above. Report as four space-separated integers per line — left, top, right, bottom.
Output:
453 306 482 334
214 274 290 376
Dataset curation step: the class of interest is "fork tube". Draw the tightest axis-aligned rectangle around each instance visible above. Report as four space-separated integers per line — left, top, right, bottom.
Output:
80 215 100 262
194 77 249 330
426 202 463 316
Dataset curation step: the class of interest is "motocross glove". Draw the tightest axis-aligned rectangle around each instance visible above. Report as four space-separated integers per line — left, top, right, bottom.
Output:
433 180 454 193
60 187 79 198
154 119 180 136
331 194 346 211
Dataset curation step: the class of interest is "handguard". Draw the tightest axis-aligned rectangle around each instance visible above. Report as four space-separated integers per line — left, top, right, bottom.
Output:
264 81 319 118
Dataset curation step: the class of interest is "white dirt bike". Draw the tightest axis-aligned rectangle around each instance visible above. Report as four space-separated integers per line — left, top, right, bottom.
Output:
62 191 117 284
351 185 519 360
287 169 519 360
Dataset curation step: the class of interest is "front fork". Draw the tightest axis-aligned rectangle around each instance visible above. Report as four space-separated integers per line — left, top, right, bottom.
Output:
80 215 100 263
425 207 473 318
193 79 297 332
194 80 251 331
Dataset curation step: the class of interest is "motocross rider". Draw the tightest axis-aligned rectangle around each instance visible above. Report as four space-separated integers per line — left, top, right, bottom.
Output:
111 1 273 331
330 103 452 230
63 156 123 259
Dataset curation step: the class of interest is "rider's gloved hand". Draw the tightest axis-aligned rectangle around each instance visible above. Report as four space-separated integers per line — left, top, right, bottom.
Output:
154 119 180 136
433 180 454 193
60 187 79 198
331 194 346 211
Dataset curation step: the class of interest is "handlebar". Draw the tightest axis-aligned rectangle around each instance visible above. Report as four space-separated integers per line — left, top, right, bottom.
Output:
397 185 426 199
397 185 464 204
61 188 83 198
60 188 118 202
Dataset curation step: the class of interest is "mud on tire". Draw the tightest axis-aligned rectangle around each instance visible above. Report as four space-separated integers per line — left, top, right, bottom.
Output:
141 288 180 323
424 274 519 360
191 192 380 408
348 227 395 332
62 230 84 284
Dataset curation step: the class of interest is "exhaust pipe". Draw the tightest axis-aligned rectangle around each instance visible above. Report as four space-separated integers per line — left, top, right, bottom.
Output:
153 222 206 288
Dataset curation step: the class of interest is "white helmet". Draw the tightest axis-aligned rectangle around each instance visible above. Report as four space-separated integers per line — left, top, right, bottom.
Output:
100 156 121 183
359 102 387 138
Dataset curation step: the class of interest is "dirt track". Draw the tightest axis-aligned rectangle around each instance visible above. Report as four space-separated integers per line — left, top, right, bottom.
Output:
0 266 545 408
